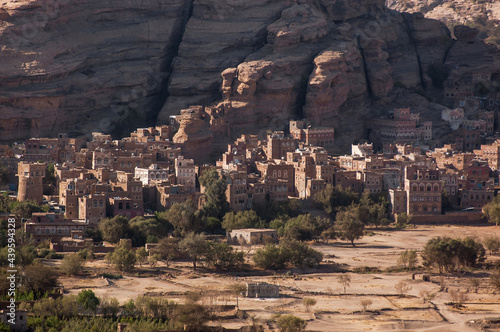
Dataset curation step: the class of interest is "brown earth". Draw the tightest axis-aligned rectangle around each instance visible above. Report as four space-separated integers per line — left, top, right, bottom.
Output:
57 224 500 331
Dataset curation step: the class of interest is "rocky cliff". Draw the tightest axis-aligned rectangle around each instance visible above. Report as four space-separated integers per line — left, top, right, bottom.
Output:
1 0 500 152
387 0 500 46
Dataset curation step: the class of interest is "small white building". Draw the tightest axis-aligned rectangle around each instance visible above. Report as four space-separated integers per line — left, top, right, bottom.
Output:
134 164 168 185
246 283 279 298
228 228 278 245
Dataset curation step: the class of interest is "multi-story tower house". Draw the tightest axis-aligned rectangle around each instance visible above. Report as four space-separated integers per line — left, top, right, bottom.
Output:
224 171 249 211
17 162 46 204
266 131 297 160
474 140 500 171
389 189 407 215
294 154 319 198
289 120 335 147
256 161 295 196
357 171 383 194
59 175 98 219
404 166 442 215
78 193 106 225
175 156 196 193
112 172 144 211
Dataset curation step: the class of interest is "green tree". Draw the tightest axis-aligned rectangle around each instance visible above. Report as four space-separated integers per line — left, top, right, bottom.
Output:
483 195 500 226
253 199 302 223
172 303 210 329
253 244 288 270
155 237 181 267
398 249 418 271
484 236 500 255
107 242 136 272
18 245 37 266
0 322 10 332
395 212 413 229
18 263 58 297
320 227 337 243
179 232 209 270
204 242 244 270
167 201 207 237
100 297 120 317
359 190 390 227
281 240 323 268
0 192 12 213
135 296 175 319
422 237 457 273
43 163 57 195
77 289 100 314
135 247 148 267
98 215 130 243
281 214 330 242
422 237 486 273
129 216 167 247
61 253 85 276
222 210 265 232
226 283 247 310
12 200 46 220
0 163 13 187
335 207 365 246
253 241 322 270
199 167 230 220
314 184 359 218
276 314 307 332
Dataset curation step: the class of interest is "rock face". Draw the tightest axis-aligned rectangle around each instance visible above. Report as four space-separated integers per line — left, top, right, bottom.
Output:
0 0 192 141
387 0 500 46
1 0 500 153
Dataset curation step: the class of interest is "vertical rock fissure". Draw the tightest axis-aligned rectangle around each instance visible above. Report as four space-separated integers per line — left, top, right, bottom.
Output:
152 0 195 125
296 54 320 121
402 13 425 89
357 36 373 98
442 38 455 64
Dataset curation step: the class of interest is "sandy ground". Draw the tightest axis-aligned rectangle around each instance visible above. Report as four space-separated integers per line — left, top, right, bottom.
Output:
56 225 500 331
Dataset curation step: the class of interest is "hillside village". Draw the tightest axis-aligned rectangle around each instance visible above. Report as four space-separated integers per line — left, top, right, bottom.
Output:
3 103 500 331
1 103 500 236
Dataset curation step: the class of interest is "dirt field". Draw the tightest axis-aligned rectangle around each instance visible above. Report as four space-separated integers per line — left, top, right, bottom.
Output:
57 225 500 331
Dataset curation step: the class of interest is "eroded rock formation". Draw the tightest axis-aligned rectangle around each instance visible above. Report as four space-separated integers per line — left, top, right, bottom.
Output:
1 0 500 154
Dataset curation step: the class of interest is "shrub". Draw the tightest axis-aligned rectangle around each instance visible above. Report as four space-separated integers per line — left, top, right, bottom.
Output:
398 249 418 271
302 298 317 312
394 281 412 297
60 254 84 276
359 299 372 312
276 314 307 332
203 242 245 271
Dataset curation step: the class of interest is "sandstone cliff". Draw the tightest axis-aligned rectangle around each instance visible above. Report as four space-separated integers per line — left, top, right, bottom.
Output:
1 0 500 154
387 0 500 46
0 0 192 141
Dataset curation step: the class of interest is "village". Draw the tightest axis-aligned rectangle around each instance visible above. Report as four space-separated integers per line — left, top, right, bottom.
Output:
2 104 500 331
0 104 499 236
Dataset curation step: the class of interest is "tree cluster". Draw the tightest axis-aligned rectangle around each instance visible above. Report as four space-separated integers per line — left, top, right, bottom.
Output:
270 214 331 242
483 196 500 226
314 186 391 227
422 237 486 273
253 240 323 270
